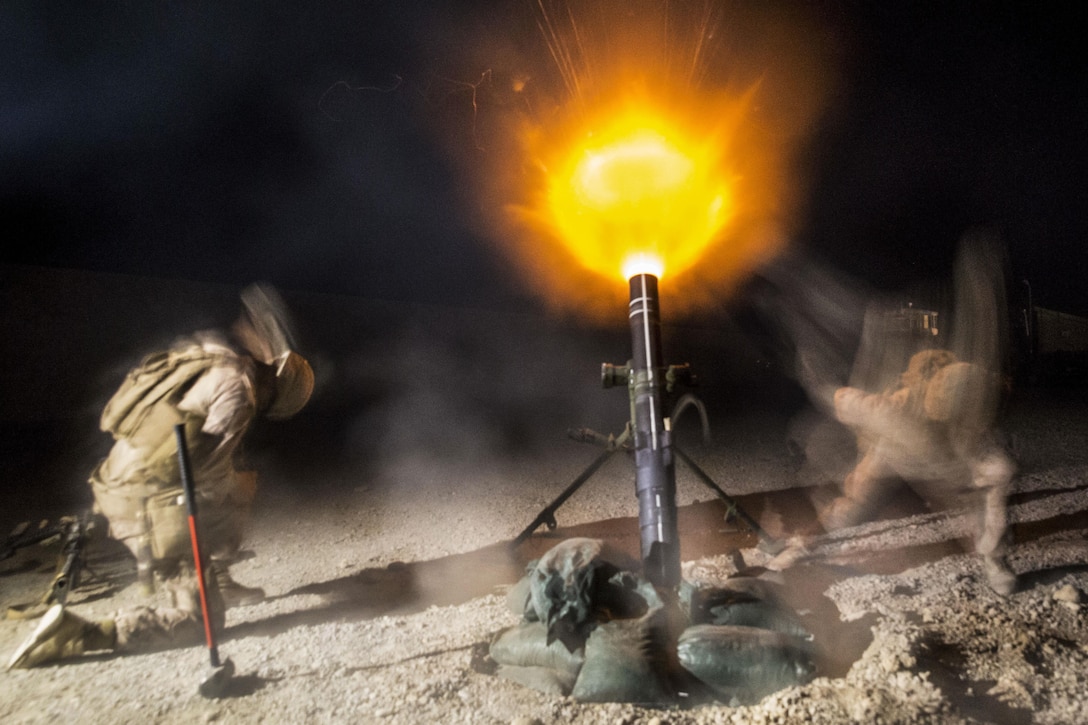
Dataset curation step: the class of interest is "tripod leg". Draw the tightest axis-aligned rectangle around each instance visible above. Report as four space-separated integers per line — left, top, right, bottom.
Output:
511 447 618 548
673 446 783 553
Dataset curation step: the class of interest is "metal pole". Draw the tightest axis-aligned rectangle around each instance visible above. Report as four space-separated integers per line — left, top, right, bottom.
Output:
175 424 222 668
627 273 680 588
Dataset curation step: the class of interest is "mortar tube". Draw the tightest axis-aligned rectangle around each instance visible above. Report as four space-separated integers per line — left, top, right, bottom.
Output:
628 273 680 588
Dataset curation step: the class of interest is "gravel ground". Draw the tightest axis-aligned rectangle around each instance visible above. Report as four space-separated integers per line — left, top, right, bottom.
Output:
2 383 1087 725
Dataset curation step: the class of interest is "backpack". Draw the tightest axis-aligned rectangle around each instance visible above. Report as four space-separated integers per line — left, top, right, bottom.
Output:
99 342 227 439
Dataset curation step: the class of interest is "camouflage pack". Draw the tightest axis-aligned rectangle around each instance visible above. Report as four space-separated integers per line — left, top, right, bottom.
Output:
99 343 225 439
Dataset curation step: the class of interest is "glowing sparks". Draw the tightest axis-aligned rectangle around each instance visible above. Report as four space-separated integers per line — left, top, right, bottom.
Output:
544 113 732 282
469 1 836 320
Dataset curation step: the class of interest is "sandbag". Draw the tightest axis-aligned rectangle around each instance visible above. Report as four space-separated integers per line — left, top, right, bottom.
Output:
505 571 533 617
495 664 578 696
685 576 812 640
677 624 815 705
527 538 643 652
488 621 585 676
570 611 675 705
598 568 665 618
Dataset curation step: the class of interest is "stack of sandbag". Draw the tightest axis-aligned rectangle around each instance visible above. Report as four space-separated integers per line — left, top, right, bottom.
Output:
489 539 816 707
675 573 817 706
491 538 676 704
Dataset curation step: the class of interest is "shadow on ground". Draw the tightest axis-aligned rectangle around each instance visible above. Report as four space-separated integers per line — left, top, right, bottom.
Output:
8 481 1087 689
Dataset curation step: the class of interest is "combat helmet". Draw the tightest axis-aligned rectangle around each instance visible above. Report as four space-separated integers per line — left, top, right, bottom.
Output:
267 350 314 420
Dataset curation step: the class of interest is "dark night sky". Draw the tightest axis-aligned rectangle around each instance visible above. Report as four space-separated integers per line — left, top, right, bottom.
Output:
3 1 1086 316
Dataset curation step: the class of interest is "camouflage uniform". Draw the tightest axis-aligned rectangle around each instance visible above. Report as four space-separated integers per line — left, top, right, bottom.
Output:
90 332 262 581
113 567 226 653
820 349 1016 593
6 285 314 670
6 567 225 669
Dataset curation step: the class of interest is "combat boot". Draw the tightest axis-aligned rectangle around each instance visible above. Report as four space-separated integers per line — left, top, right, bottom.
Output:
163 566 224 619
7 604 116 669
816 494 869 532
983 555 1017 596
211 563 265 608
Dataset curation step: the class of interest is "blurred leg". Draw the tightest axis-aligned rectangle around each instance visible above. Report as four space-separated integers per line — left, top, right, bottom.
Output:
819 453 892 530
971 450 1016 595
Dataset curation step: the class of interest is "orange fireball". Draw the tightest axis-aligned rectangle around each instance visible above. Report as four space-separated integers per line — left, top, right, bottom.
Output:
546 112 733 281
465 2 838 321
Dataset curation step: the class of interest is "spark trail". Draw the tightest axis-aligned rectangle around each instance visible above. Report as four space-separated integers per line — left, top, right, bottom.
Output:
432 1 841 320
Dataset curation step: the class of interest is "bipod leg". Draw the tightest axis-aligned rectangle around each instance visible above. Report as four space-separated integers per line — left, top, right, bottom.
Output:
511 445 618 548
43 511 99 606
45 555 104 606
673 446 783 554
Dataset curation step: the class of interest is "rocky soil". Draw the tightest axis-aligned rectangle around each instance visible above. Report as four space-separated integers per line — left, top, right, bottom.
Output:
2 386 1087 725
